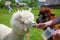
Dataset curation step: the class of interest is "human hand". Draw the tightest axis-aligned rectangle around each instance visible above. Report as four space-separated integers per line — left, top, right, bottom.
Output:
36 23 46 29
53 29 60 36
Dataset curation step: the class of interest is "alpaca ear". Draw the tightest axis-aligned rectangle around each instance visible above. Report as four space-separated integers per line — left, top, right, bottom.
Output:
28 8 32 11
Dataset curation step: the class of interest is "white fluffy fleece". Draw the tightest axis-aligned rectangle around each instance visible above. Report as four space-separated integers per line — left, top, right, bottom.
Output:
0 8 35 40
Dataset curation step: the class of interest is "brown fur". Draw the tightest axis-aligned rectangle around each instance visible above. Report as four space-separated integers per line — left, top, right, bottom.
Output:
38 8 60 40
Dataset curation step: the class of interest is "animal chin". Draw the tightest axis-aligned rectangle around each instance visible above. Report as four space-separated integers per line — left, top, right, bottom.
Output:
24 28 28 32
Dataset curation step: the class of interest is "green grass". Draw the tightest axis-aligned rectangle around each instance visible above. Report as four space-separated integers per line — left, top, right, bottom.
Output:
52 9 60 16
0 7 60 40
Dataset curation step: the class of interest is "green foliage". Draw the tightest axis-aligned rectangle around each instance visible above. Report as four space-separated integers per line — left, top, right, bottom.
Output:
11 3 16 7
22 0 28 3
0 0 5 7
0 0 15 8
10 0 15 4
0 1 5 8
27 0 38 7
2 0 5 2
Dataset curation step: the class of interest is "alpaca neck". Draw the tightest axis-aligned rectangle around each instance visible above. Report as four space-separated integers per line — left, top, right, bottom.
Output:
11 30 25 40
4 30 25 40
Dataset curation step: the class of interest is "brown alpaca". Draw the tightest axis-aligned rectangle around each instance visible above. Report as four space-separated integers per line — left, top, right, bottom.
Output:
36 7 60 40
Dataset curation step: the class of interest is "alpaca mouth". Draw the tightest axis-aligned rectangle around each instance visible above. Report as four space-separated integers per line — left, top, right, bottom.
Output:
31 23 36 27
28 23 36 27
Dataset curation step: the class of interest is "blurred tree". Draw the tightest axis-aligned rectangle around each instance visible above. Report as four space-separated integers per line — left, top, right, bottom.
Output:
10 0 15 3
0 0 15 8
27 0 38 7
0 0 5 8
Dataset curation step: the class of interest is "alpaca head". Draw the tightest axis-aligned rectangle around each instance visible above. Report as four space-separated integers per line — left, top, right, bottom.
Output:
10 8 36 35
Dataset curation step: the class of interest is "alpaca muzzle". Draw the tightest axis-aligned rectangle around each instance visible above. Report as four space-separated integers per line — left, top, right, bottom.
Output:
31 23 36 28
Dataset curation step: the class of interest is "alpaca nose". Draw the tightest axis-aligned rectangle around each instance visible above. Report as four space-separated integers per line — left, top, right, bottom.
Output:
32 23 36 27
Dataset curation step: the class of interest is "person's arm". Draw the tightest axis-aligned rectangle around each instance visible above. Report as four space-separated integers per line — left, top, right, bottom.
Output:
36 16 60 29
45 16 60 27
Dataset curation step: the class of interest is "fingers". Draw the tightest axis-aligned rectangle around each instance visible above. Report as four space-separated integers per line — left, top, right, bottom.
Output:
35 23 46 29
53 29 60 36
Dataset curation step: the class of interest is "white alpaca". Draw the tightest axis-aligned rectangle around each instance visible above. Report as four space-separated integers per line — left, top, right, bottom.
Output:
0 8 35 40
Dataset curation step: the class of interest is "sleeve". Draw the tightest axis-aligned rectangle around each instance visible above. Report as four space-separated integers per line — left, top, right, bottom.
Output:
51 16 60 25
45 16 60 27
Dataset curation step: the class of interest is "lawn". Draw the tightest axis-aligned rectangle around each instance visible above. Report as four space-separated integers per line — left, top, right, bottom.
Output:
0 7 60 40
